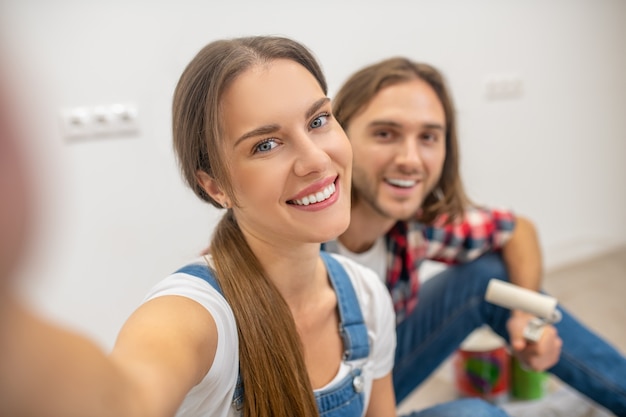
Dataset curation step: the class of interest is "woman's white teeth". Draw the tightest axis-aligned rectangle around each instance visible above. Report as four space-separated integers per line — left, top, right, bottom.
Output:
387 178 415 188
292 183 336 206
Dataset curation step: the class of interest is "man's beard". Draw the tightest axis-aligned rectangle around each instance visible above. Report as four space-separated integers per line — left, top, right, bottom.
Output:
352 177 422 222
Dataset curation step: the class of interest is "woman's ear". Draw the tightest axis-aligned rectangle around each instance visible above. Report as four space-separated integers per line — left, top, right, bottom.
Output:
196 170 229 207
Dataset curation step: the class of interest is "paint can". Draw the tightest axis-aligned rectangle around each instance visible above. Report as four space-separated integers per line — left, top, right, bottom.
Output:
510 356 549 400
454 326 510 404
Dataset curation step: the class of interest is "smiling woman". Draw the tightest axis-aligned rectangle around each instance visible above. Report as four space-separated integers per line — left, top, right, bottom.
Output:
0 36 397 417
169 38 395 416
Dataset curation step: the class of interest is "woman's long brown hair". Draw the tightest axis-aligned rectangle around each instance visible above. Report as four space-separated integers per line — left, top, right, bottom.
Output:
172 36 326 417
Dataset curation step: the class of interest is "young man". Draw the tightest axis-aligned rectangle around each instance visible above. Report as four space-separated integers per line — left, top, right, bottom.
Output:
324 57 626 416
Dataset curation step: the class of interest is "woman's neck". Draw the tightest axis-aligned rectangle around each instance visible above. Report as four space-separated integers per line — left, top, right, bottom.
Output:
245 237 328 310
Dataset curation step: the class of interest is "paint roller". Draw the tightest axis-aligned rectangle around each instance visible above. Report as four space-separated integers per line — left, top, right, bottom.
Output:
485 279 562 342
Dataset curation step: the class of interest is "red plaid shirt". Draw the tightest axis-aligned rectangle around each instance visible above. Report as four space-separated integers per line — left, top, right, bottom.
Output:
385 206 515 323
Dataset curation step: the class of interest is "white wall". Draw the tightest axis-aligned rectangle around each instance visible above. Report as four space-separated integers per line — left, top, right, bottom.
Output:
2 0 625 349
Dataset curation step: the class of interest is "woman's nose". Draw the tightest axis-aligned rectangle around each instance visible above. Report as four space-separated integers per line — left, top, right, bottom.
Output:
293 134 331 177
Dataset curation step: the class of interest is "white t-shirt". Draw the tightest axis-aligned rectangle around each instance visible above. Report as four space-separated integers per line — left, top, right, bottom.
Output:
334 236 387 283
334 237 449 284
144 253 396 417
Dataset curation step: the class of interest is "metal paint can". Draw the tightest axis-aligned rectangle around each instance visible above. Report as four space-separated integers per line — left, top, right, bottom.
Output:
510 356 549 400
454 326 510 404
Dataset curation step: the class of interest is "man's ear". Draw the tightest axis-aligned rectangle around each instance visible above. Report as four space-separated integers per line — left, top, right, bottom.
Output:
196 170 229 206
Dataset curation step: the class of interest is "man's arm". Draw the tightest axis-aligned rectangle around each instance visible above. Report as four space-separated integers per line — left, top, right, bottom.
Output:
501 215 543 291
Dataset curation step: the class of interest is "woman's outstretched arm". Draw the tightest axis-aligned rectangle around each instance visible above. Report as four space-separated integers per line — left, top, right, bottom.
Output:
0 294 218 417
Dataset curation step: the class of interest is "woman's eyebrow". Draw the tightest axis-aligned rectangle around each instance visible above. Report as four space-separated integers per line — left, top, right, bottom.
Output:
305 97 330 120
234 124 280 148
234 97 330 148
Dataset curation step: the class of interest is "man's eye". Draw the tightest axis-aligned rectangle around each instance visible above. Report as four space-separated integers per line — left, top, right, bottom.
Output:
254 139 278 153
310 113 329 129
375 130 393 140
422 133 438 142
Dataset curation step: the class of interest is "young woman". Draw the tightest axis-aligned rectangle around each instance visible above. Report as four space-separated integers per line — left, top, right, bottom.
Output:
156 35 398 416
0 36 397 417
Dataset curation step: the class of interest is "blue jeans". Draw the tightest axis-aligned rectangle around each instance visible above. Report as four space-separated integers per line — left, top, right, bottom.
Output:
401 398 509 417
395 252 626 417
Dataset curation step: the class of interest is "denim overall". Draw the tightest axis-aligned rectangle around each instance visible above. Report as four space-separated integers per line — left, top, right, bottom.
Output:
176 251 370 416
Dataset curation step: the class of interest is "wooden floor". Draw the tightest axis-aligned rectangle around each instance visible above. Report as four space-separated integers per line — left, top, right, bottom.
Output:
397 247 626 417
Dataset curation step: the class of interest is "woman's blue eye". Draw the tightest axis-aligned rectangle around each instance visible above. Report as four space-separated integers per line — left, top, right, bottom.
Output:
255 139 278 153
310 113 329 129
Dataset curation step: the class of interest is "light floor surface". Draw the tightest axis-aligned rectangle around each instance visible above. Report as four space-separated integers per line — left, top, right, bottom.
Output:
397 247 626 417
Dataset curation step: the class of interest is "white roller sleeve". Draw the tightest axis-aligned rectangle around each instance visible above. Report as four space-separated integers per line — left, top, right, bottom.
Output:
485 279 562 323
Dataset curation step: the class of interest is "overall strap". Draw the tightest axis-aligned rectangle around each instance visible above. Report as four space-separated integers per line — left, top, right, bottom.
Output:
174 254 370 414
320 251 370 361
173 263 245 412
175 263 220 289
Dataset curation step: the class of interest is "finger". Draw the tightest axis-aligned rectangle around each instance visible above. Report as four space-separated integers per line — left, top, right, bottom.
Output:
510 335 527 352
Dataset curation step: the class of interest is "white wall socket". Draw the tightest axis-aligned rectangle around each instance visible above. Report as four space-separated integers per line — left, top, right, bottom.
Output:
60 103 139 141
484 74 524 100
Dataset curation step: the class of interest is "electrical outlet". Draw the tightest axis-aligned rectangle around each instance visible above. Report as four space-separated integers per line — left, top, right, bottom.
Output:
91 105 115 137
59 107 92 139
484 74 523 100
110 103 139 135
59 103 140 141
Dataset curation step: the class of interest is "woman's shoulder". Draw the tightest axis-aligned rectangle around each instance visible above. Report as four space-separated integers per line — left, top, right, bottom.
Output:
141 257 240 417
144 257 235 325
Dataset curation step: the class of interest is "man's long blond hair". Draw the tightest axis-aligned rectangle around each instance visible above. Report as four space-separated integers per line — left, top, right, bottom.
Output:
333 57 469 224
